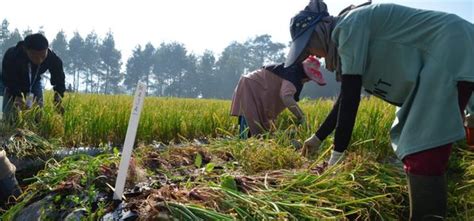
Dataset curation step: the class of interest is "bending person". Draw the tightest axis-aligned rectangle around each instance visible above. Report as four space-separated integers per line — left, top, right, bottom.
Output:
231 56 325 138
286 0 474 219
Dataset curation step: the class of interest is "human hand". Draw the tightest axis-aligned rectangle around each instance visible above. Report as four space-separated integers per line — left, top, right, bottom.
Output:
327 150 344 166
53 92 64 114
13 96 25 109
301 134 322 158
297 115 306 127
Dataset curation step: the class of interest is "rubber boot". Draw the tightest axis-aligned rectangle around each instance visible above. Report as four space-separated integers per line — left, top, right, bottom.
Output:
406 173 447 221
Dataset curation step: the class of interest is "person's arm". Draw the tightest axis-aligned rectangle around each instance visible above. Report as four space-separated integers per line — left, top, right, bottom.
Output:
280 80 305 123
302 93 340 158
314 95 340 141
48 51 66 97
328 74 362 165
1 49 22 97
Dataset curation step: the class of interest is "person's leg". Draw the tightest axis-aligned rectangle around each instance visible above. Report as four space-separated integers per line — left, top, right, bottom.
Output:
401 81 474 220
2 89 16 123
402 144 451 220
239 116 250 139
31 79 44 108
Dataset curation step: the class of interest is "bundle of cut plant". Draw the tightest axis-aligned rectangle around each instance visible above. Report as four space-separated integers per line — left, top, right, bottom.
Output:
3 129 58 160
3 129 106 172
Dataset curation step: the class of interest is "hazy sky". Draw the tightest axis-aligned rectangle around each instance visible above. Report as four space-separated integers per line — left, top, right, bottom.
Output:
1 0 473 60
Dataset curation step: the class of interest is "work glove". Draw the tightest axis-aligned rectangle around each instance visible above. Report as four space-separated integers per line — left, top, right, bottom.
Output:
297 115 306 127
291 139 303 150
13 96 25 109
465 114 474 128
53 92 64 115
287 104 305 127
301 134 322 158
464 114 474 151
327 150 344 166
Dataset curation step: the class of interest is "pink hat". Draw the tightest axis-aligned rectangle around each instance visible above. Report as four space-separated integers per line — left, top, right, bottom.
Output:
303 55 326 86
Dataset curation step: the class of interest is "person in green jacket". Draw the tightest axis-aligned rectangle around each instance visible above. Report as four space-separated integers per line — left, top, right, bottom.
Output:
286 0 474 220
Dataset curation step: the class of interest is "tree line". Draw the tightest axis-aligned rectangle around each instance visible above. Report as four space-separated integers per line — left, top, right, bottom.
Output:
0 19 339 99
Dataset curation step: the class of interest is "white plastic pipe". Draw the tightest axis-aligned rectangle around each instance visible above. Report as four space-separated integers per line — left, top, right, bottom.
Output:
113 82 147 200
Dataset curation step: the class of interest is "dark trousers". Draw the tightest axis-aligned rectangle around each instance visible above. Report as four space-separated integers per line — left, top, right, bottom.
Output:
238 116 250 139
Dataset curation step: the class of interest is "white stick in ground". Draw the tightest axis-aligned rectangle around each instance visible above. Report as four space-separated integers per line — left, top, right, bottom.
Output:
113 82 147 200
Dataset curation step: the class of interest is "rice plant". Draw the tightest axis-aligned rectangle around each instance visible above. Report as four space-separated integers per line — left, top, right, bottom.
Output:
1 92 471 220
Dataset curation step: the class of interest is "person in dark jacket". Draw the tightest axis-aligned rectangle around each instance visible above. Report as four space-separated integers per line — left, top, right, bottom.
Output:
0 33 67 207
1 33 66 119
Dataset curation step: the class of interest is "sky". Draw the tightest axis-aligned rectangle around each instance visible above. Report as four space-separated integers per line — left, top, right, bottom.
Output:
1 0 473 61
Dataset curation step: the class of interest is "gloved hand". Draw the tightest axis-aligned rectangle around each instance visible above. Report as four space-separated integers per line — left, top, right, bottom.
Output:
327 150 344 166
286 104 305 127
13 96 24 109
291 139 303 150
53 92 64 114
465 114 474 128
464 114 474 151
301 134 322 158
297 115 306 127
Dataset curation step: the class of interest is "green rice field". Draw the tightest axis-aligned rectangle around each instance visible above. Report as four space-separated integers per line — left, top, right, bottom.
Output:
0 92 472 220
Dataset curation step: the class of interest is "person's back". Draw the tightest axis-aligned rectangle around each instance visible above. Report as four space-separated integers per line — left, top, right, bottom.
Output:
231 68 288 120
333 3 474 106
344 4 469 45
243 68 287 104
336 3 474 76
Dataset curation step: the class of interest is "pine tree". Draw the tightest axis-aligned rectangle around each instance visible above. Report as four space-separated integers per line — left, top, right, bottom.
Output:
68 32 85 91
51 31 70 85
82 32 100 93
99 31 122 94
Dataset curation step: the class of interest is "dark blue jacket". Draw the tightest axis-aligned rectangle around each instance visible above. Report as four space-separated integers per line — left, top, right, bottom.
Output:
1 41 65 97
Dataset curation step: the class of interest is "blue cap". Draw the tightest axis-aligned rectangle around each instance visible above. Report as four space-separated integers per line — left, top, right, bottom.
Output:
285 10 328 67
